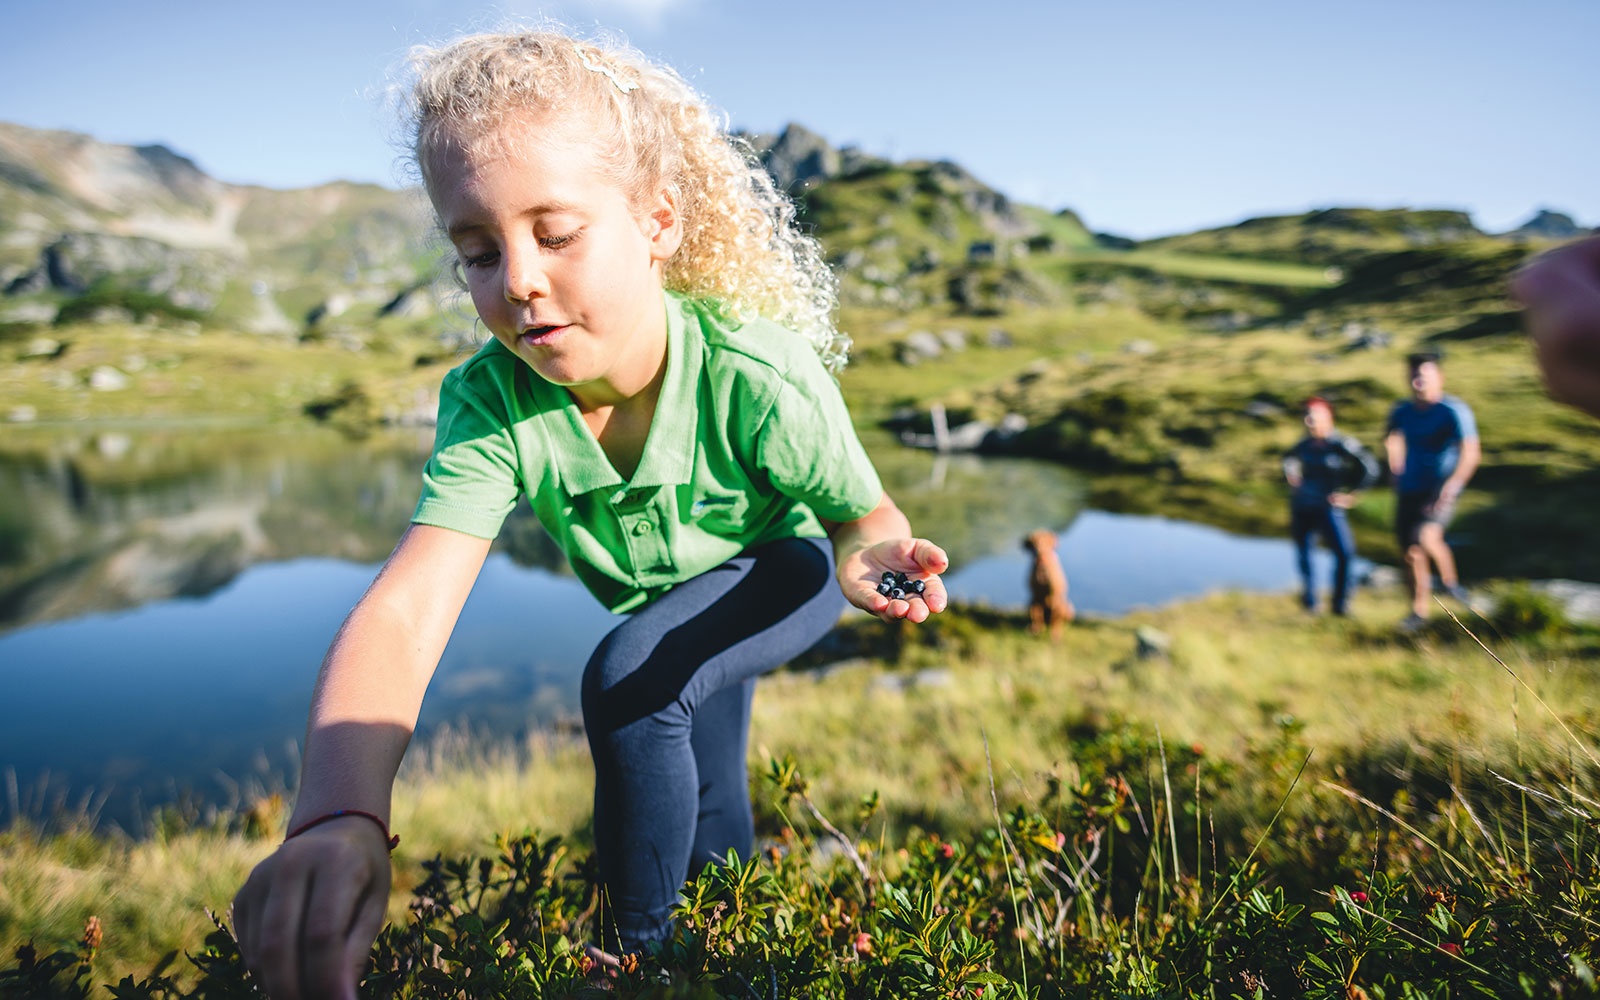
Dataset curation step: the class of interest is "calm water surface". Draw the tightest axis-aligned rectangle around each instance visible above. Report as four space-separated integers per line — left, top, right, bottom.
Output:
0 427 1353 829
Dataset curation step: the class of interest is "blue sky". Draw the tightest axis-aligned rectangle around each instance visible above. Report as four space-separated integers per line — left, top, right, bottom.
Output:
1 0 1594 239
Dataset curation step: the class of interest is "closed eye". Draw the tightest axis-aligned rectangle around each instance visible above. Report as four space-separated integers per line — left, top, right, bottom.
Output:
540 230 580 250
461 249 499 269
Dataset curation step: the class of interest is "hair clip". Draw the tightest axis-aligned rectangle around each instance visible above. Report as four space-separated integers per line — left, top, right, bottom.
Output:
578 50 639 95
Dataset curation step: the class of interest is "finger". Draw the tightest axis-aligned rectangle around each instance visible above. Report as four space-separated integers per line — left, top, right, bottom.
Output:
1537 346 1600 419
852 586 891 616
909 539 950 575
1515 237 1600 302
301 866 373 1000
254 859 314 1000
879 597 910 622
339 883 388 1000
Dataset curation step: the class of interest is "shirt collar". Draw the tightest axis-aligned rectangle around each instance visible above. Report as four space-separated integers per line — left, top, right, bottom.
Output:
629 291 700 489
531 290 702 495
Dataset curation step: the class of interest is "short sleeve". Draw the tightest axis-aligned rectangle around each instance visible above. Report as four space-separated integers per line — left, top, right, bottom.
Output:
754 362 882 523
1384 401 1405 434
412 370 524 539
1448 398 1478 441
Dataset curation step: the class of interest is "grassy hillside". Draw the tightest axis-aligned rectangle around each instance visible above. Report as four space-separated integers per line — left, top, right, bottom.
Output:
1141 207 1486 265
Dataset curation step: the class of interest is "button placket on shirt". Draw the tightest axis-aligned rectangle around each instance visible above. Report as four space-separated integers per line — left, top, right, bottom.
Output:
613 486 669 576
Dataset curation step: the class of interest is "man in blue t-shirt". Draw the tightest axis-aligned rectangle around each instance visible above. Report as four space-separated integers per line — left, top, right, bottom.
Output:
1384 351 1481 631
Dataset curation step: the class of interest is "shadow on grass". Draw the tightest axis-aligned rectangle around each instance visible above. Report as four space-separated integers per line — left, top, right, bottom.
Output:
1455 464 1600 583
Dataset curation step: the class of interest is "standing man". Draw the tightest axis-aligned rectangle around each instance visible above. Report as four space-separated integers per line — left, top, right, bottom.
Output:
1283 396 1380 616
1384 351 1481 631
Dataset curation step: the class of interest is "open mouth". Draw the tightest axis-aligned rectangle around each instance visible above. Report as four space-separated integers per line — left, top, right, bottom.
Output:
520 324 567 346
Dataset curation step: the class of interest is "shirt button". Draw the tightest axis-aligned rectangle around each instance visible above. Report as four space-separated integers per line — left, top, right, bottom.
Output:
633 520 653 536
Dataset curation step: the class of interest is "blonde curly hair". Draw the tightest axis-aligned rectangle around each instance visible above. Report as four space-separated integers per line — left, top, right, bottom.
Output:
398 29 849 373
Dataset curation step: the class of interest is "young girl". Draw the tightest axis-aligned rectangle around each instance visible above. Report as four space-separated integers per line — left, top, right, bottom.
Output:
232 28 948 998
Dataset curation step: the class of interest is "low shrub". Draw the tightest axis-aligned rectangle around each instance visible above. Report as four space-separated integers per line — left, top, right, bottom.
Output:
7 745 1598 999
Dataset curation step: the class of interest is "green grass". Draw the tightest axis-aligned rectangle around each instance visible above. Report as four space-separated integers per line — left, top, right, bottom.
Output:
0 317 472 426
1050 248 1339 288
6 585 1599 994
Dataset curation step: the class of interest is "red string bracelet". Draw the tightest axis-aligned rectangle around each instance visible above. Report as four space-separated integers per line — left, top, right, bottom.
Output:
284 809 399 851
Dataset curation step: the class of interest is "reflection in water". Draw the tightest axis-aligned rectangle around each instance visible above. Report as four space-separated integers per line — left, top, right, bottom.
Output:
0 427 1089 635
0 427 573 634
861 430 1089 569
0 426 1311 832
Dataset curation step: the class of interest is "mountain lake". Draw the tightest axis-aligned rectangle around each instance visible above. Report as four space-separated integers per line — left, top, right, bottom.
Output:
0 425 1367 831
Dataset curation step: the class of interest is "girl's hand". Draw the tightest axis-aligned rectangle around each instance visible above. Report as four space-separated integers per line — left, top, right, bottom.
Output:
838 537 949 624
232 816 392 1000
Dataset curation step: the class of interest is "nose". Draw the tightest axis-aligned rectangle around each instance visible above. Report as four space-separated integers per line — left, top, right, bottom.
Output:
502 248 549 303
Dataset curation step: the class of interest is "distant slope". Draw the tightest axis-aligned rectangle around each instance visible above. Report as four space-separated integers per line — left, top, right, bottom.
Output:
1142 207 1486 266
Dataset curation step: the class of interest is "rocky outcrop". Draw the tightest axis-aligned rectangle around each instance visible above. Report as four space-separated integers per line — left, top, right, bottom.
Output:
1509 209 1585 242
0 121 443 331
743 122 889 192
746 123 841 191
6 232 232 308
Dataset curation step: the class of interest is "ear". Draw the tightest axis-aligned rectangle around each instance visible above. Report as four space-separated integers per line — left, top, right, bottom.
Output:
640 187 683 263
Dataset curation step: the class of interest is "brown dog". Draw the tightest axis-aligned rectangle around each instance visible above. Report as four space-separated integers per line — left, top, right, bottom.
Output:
1024 529 1075 639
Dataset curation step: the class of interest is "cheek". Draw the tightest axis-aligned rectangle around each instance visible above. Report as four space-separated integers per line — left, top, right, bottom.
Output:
466 280 497 316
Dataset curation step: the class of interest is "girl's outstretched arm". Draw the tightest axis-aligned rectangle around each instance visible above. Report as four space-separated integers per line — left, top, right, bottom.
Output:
825 491 950 624
232 524 492 1000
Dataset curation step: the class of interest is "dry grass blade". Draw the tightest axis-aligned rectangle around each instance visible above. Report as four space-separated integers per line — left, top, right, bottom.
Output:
1437 598 1600 768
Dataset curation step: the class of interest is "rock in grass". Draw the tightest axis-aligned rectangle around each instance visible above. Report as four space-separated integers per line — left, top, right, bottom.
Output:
1135 625 1172 660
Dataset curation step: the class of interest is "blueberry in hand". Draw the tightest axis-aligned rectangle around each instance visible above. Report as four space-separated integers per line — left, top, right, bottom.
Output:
910 579 926 595
889 587 905 600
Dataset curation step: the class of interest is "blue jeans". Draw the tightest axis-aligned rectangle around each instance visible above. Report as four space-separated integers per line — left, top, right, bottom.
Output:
580 535 844 951
1290 503 1356 613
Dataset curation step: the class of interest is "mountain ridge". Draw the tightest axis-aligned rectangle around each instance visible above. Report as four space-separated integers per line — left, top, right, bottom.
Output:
0 118 1589 334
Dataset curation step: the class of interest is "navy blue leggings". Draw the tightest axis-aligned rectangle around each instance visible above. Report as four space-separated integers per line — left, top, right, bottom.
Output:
1290 503 1356 613
580 535 843 951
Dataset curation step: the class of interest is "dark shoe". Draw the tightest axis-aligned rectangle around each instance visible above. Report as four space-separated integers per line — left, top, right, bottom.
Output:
1398 613 1427 635
1442 583 1473 605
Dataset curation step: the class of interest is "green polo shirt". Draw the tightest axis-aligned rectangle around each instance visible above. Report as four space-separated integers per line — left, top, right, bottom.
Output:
412 291 883 613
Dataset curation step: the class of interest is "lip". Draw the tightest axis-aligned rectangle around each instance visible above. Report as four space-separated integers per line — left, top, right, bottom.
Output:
519 324 568 347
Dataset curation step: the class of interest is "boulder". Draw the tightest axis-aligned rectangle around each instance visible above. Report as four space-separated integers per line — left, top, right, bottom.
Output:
897 330 945 365
20 337 64 360
1135 626 1172 660
88 366 129 391
1527 580 1600 625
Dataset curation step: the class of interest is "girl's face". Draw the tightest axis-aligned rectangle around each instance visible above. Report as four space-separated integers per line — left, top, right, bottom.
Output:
1304 402 1333 439
428 119 682 408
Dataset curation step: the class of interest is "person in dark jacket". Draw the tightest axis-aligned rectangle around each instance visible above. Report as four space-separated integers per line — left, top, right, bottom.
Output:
1282 396 1380 615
